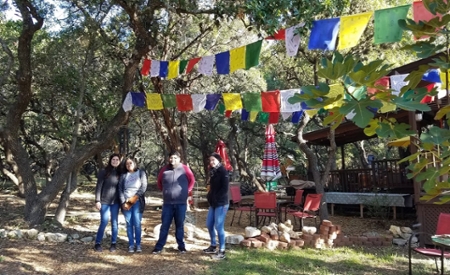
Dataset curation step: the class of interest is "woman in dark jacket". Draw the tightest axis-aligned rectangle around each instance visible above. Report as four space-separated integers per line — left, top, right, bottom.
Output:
203 152 229 260
94 153 122 252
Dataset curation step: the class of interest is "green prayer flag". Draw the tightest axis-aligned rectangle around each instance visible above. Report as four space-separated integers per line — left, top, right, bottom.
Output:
179 60 188 74
374 5 411 44
257 112 269 124
161 94 177 108
245 40 263 69
242 93 262 111
218 102 225 114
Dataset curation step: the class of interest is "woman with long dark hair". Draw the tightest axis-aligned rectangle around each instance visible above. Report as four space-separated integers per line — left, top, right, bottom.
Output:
94 153 122 252
118 157 147 253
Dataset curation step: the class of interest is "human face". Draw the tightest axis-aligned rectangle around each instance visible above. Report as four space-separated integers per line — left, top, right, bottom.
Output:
169 154 181 167
125 159 136 172
111 156 120 168
209 156 219 167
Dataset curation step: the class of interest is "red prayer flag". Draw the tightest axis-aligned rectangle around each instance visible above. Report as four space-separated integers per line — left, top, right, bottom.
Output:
225 110 232 118
413 1 442 23
268 112 280 124
141 59 151 76
421 83 435 103
261 90 281 112
176 94 194 111
367 76 390 96
186 57 201 74
265 29 286 40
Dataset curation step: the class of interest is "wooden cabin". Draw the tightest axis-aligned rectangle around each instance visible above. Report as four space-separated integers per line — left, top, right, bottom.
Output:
302 54 450 243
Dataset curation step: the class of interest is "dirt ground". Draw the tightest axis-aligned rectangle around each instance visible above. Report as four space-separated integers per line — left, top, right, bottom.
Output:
0 186 415 275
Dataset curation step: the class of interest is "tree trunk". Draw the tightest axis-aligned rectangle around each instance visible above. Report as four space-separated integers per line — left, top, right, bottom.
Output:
296 113 330 222
54 171 78 224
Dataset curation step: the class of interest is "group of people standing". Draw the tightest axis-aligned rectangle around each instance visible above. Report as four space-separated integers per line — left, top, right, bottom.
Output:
94 151 229 260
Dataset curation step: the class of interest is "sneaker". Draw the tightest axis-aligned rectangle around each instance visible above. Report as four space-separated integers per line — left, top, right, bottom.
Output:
128 246 135 253
178 247 187 254
109 243 116 252
152 249 161 255
211 251 226 260
94 243 102 252
136 245 142 253
202 246 217 254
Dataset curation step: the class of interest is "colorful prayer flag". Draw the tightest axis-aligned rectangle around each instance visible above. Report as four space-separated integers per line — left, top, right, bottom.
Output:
242 93 262 111
241 109 250 121
280 89 301 112
216 51 230 75
308 18 340 51
230 46 246 73
167 60 180 80
186 57 201 74
198 55 214 76
123 92 133 112
141 59 151 76
179 60 188 74
161 94 176 108
286 23 304 57
150 60 160 77
367 76 390 95
413 1 442 23
245 40 262 69
338 12 373 50
265 29 286 40
268 112 280 124
249 111 258 122
261 90 281 112
191 94 207 112
222 93 243 111
159 61 169 78
291 111 304 123
146 93 164 110
131 92 146 107
257 112 269 124
390 74 409 96
176 94 193 111
205 94 221 110
374 5 411 44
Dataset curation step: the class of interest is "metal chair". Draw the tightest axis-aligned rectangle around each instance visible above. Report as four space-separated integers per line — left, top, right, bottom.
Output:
229 185 254 226
254 191 278 227
282 189 304 221
289 193 322 230
408 213 450 275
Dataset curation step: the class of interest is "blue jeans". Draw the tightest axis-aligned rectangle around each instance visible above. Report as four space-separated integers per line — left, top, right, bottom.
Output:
206 204 229 251
122 201 142 247
95 203 119 244
155 204 187 250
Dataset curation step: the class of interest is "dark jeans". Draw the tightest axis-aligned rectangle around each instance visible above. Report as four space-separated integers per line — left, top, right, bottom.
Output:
155 204 187 250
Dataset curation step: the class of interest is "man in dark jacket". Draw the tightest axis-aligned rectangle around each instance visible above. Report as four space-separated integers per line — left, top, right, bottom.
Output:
152 151 195 254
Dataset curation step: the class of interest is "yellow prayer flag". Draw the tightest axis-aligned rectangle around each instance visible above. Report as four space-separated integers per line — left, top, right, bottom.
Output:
338 12 373 50
249 111 258 122
440 70 450 90
167 60 180 80
305 109 318 117
230 46 246 73
222 93 243 111
146 93 164 110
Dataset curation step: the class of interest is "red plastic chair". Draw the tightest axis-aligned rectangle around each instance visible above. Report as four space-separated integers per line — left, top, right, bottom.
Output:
229 185 254 226
254 191 278 227
282 189 304 221
408 213 450 275
289 193 322 230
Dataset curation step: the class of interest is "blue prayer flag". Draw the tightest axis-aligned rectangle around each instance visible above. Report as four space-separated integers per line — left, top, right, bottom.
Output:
159 61 169 77
291 111 304 123
216 51 230 75
205 94 221 110
131 92 146 107
308 18 340 51
241 109 250 121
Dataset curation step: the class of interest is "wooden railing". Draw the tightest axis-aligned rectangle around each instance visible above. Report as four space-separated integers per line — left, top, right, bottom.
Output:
323 159 413 193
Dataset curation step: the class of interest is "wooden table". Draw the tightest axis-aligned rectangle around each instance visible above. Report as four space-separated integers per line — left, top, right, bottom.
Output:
431 235 450 275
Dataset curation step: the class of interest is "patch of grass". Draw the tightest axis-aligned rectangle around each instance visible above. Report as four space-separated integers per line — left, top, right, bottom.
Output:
200 246 438 275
